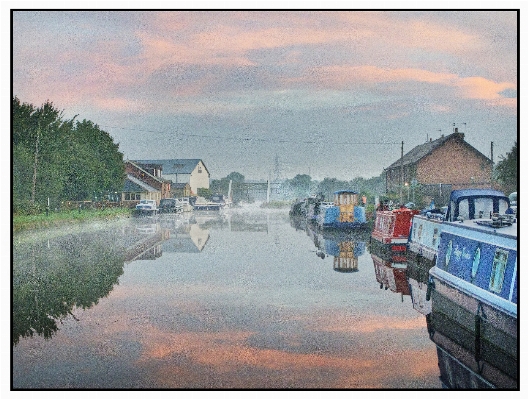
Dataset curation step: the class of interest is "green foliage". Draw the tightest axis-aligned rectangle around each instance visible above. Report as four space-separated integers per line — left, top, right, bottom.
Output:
12 97 125 210
494 141 517 195
197 188 212 198
210 171 246 202
13 229 125 344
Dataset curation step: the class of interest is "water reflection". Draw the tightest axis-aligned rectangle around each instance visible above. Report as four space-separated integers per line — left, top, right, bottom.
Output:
12 229 125 345
364 234 518 389
369 242 409 300
297 217 368 273
426 289 518 389
256 211 517 389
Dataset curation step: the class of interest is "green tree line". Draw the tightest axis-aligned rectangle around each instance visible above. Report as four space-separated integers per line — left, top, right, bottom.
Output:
13 97 125 215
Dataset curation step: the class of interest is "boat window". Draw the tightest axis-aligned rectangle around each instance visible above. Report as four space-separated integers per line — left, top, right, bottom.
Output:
474 198 494 218
432 228 439 247
498 199 509 214
458 199 470 220
489 249 508 294
445 240 452 267
471 247 481 279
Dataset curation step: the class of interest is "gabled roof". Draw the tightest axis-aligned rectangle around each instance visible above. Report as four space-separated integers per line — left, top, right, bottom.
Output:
386 132 491 170
123 174 159 193
133 159 209 175
126 160 165 184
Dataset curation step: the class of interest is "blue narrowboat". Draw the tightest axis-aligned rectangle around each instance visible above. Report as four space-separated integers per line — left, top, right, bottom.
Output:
316 190 367 229
408 189 511 260
426 216 518 389
426 210 517 382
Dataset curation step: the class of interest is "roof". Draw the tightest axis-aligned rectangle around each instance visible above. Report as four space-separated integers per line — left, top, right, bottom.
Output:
133 159 209 175
123 174 159 193
449 189 509 203
126 161 165 183
386 132 491 170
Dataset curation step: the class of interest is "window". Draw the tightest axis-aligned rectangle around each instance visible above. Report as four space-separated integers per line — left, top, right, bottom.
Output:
489 249 508 293
432 228 439 247
445 240 452 266
471 246 481 279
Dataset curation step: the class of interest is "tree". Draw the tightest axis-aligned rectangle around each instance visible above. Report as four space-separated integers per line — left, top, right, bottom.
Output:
495 141 517 195
287 174 312 199
12 97 125 213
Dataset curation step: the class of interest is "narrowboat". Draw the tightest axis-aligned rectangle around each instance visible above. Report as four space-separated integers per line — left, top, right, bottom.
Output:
371 206 419 250
316 190 367 230
408 189 511 260
426 211 517 386
427 235 518 390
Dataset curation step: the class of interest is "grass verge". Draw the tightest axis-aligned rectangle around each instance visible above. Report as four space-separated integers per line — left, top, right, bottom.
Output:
13 207 132 234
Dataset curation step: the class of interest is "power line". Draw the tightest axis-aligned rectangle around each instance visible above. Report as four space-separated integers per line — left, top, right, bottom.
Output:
100 125 401 146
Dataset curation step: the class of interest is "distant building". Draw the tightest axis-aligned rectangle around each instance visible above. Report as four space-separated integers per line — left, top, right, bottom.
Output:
121 161 171 206
385 129 493 195
133 159 210 195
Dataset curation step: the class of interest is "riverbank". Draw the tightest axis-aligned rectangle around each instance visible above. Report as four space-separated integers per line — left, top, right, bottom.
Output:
13 207 132 234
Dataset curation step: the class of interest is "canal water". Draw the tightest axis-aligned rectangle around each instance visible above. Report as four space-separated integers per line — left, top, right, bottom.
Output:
12 205 443 389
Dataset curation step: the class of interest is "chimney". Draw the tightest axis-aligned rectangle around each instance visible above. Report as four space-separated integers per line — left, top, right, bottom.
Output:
455 127 458 133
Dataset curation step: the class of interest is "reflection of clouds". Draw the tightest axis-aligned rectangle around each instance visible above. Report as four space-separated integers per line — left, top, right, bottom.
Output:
83 291 436 387
303 313 428 334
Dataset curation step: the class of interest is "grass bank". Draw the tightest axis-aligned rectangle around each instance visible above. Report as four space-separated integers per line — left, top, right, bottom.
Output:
13 207 132 234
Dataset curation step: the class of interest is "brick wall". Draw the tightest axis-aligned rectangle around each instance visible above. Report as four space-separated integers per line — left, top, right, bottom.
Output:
416 137 492 189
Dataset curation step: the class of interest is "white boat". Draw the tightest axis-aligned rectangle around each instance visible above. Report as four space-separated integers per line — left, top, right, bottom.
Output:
408 189 511 261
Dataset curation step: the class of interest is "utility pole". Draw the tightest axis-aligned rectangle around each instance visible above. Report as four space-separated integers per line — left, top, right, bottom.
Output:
31 123 41 204
399 141 404 205
490 141 494 187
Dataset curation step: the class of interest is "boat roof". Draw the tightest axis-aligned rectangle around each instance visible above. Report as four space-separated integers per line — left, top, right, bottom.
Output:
449 189 509 203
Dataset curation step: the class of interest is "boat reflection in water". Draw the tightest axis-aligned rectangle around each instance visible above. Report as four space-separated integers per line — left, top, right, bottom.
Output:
426 291 517 389
369 241 410 300
304 222 367 273
406 254 435 316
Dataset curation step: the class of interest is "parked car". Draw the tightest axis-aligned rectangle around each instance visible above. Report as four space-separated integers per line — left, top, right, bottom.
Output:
159 198 183 214
135 199 158 215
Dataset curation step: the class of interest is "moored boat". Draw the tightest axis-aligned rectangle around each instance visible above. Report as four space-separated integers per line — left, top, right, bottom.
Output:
426 209 517 387
371 206 419 250
408 189 511 261
316 190 367 230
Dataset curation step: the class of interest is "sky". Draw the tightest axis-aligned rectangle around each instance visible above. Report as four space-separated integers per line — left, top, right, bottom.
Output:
10 6 520 181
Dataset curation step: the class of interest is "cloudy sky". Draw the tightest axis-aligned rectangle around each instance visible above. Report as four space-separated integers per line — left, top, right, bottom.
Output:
11 8 519 181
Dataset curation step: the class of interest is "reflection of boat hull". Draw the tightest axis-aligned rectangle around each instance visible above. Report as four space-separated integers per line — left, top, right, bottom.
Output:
428 289 518 389
371 253 409 295
405 253 435 315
